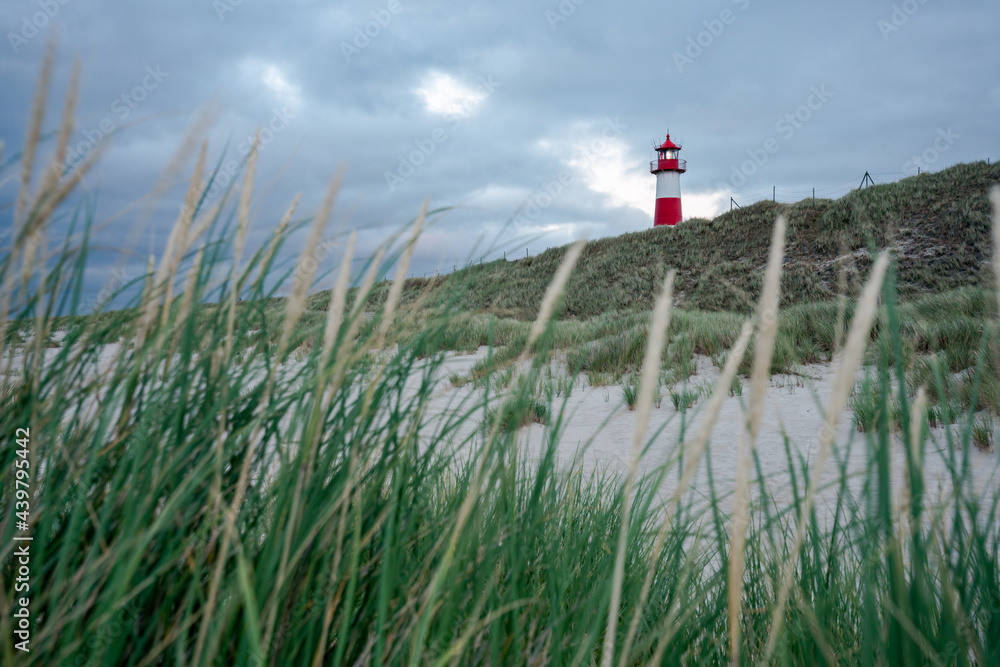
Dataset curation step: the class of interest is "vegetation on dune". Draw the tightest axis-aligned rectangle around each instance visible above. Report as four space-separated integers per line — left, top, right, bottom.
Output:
296 160 1000 319
356 282 1000 424
2 53 1000 666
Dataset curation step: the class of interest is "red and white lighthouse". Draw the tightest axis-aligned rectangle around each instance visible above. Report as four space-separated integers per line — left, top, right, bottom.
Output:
650 133 686 227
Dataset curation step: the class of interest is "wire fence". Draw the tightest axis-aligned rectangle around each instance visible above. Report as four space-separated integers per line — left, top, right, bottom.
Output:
404 159 997 277
725 159 993 210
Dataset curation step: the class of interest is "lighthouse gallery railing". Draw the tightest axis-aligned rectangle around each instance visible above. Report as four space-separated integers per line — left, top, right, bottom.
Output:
650 158 687 172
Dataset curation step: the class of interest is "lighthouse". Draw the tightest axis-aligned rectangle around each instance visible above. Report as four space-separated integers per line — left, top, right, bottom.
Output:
650 133 686 227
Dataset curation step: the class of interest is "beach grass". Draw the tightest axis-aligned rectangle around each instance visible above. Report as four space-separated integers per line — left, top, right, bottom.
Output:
1 55 1000 666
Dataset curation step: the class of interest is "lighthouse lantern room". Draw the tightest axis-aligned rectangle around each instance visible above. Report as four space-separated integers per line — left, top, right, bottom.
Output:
650 133 686 227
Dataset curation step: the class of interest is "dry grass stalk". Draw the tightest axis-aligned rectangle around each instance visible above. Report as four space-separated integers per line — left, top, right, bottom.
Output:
762 252 890 662
160 142 208 326
313 441 363 667
194 170 342 666
13 122 98 373
621 319 753 666
278 171 342 357
794 591 837 665
991 187 1000 318
28 230 50 383
527 240 585 348
177 245 205 321
746 214 786 440
321 230 357 371
187 197 225 251
164 246 206 371
378 198 427 345
409 239 586 667
223 135 258 359
301 241 390 407
18 230 40 313
670 321 754 514
266 230 359 654
258 193 301 280
834 240 850 354
646 563 697 665
634 271 677 451
346 247 386 337
481 239 586 427
115 108 219 317
134 254 156 349
140 104 219 227
604 269 675 667
349 247 384 323
230 136 258 295
15 39 54 228
136 145 215 350
0 136 8 362
32 57 78 212
318 243 388 405
28 146 103 240
899 387 927 543
727 214 786 665
0 264 13 369
2 42 57 364
136 234 179 348
236 134 259 264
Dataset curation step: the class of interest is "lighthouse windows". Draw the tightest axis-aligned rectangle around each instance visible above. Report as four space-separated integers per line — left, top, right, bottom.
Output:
662 149 678 159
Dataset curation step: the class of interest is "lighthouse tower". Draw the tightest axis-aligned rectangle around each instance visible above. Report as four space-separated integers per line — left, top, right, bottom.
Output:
650 133 686 227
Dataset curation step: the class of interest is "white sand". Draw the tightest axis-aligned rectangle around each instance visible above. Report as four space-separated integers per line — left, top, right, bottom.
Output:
418 348 1000 525
7 337 998 526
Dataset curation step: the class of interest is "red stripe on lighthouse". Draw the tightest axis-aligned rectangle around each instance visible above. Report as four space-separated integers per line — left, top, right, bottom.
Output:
650 132 685 228
654 198 682 227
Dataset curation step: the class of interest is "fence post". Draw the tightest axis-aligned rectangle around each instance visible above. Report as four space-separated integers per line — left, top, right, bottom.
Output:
772 186 775 202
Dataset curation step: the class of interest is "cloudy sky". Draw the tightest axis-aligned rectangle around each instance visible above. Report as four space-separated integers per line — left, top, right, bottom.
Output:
1 0 998 305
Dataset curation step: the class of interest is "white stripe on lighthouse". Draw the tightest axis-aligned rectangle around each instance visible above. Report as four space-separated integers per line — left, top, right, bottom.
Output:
655 171 681 200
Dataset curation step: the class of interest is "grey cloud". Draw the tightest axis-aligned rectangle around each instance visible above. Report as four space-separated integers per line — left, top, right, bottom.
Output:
1 0 997 306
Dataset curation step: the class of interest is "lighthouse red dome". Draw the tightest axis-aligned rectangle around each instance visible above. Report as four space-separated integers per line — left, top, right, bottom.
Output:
656 133 682 151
